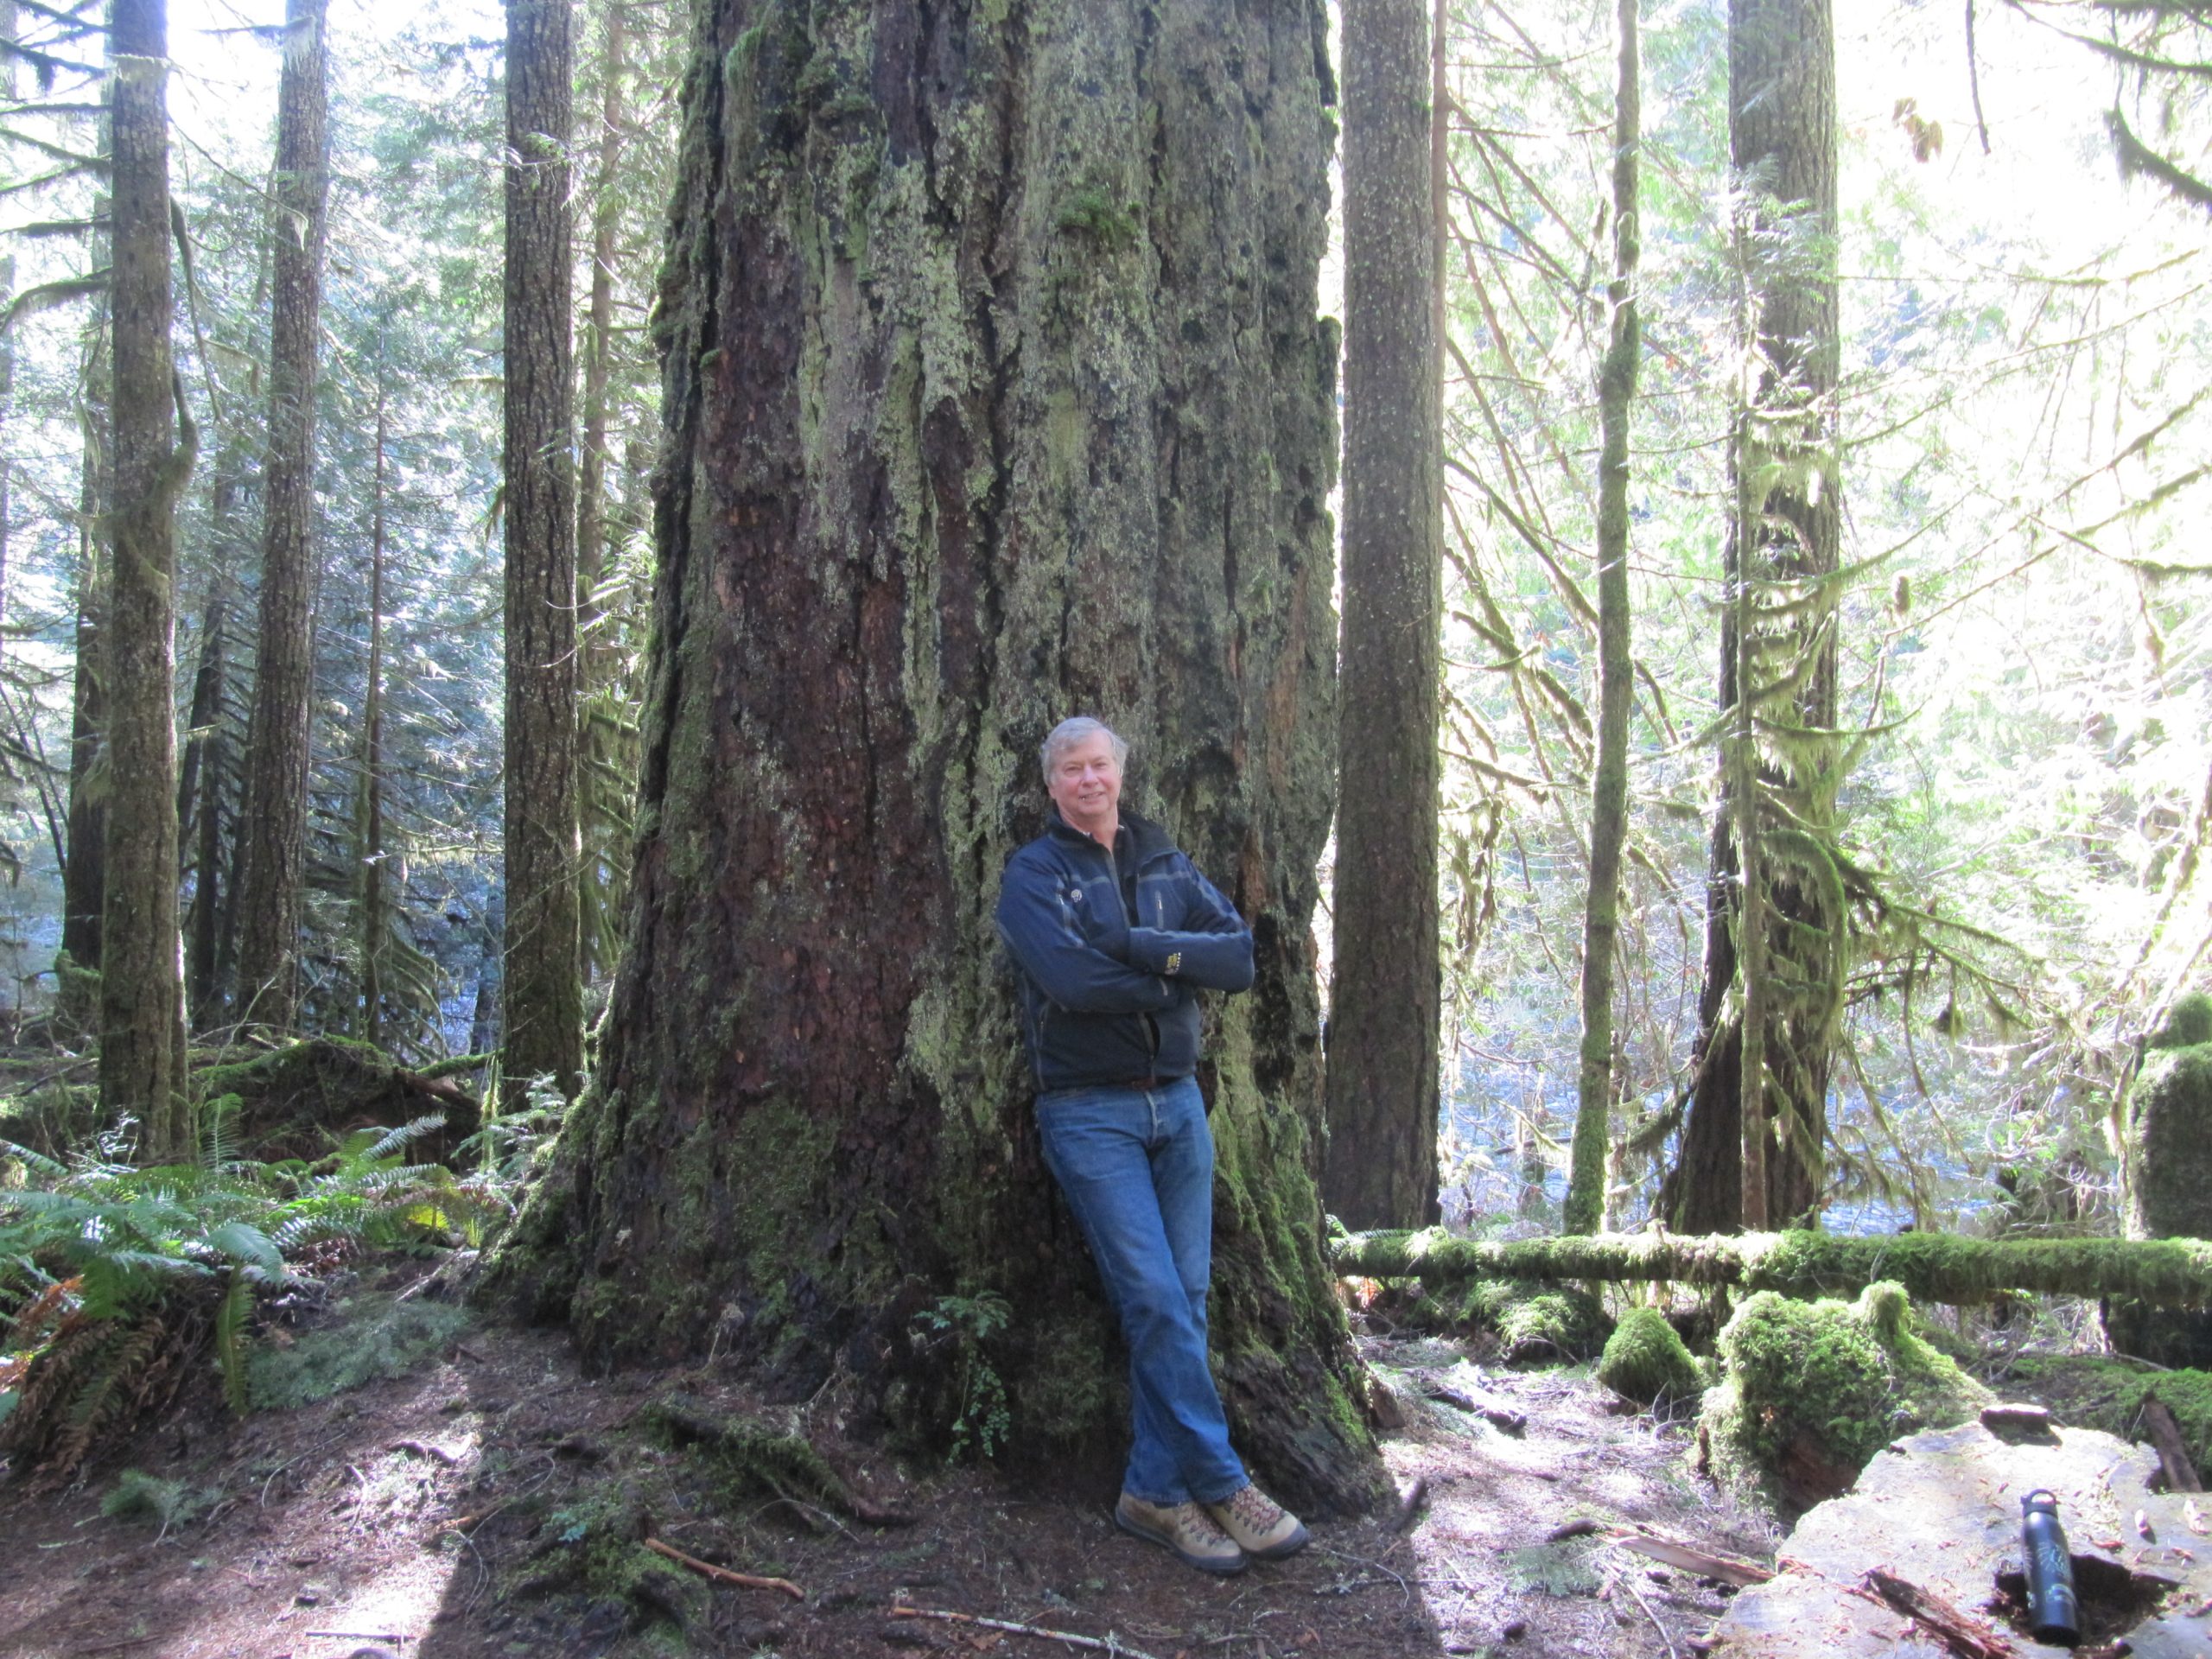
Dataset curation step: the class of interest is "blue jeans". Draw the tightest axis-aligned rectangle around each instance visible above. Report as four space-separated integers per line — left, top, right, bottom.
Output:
1035 1077 1249 1506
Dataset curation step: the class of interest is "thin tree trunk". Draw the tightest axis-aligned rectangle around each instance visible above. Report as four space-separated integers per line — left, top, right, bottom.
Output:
356 380 388 1046
58 423 105 1001
574 0 629 984
181 577 228 1017
490 0 1377 1514
1326 0 1444 1233
1662 0 1840 1234
500 0 582 1105
0 0 16 683
232 0 331 1029
58 86 111 1032
102 0 191 1154
1566 0 1641 1237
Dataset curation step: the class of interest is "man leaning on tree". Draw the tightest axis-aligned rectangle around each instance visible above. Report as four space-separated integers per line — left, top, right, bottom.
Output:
995 715 1310 1576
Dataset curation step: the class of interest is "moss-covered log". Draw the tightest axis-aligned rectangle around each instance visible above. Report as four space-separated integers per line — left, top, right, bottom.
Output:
492 0 1379 1514
1337 1227 2212 1308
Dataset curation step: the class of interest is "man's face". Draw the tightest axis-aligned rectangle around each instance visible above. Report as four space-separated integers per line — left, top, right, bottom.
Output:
1047 732 1122 837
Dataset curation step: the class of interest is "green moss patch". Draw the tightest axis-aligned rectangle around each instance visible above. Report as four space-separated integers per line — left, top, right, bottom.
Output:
1597 1307 1703 1407
1409 1278 1614 1363
2149 992 2212 1052
1701 1280 1989 1513
2002 1354 2212 1483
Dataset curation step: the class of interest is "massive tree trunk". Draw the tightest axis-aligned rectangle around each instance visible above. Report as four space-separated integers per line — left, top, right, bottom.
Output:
1662 0 1840 1235
1565 0 1641 1236
1325 0 1442 1232
232 0 331 1029
102 0 190 1154
496 0 1377 1513
500 0 583 1104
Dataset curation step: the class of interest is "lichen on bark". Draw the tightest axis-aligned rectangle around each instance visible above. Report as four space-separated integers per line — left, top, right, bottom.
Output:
493 0 1379 1513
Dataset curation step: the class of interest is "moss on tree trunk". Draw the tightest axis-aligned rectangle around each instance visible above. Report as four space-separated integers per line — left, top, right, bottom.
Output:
492 0 1380 1514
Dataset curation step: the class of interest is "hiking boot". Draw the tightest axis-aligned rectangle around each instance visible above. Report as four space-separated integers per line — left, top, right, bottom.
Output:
1204 1484 1310 1560
1114 1492 1249 1575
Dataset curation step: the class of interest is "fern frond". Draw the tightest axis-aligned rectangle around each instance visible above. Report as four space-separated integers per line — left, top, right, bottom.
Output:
216 1270 251 1415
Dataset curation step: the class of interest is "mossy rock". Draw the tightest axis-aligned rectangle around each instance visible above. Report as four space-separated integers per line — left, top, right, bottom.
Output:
2001 1353 2212 1484
1597 1306 1703 1407
191 1038 480 1164
1411 1277 1614 1363
2149 992 2212 1052
1700 1281 1990 1515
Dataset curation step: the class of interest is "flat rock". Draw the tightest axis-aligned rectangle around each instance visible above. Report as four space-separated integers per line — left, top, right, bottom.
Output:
1710 1421 2212 1656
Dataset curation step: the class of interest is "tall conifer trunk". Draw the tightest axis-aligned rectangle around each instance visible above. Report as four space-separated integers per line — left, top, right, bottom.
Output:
500 0 583 1103
1662 0 1841 1233
355 382 389 1046
1325 0 1443 1232
232 0 331 1028
575 0 632 982
496 0 1379 1512
1566 0 1641 1236
59 68 111 1035
58 436 105 1017
102 0 190 1153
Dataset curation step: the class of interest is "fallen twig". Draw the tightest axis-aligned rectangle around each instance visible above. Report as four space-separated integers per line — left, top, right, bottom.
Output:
303 1635 407 1646
388 1439 459 1465
889 1605 1162 1658
1611 1530 1772 1588
1861 1567 2015 1659
1624 1573 1679 1659
642 1537 804 1600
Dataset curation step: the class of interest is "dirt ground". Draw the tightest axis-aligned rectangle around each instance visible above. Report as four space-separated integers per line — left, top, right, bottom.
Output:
0 1262 1780 1659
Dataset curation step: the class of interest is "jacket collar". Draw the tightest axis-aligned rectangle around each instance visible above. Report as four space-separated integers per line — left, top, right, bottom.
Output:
1046 805 1173 865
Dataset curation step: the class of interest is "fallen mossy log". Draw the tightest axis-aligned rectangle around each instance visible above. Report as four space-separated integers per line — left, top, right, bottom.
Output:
1334 1227 2212 1308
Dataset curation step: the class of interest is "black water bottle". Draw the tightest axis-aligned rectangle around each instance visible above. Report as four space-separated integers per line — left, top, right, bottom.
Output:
2021 1489 2080 1648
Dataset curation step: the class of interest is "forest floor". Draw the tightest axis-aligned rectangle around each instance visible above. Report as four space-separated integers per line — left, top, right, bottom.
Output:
0 1256 1783 1659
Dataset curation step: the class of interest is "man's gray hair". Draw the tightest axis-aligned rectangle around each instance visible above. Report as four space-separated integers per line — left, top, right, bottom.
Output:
1040 716 1129 778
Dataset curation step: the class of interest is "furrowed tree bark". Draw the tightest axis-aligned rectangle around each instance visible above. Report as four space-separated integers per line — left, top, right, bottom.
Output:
1326 0 1443 1233
500 0 582 1106
1662 0 1840 1235
232 0 330 1030
493 0 1381 1515
102 0 190 1154
1565 0 1640 1237
1336 1228 2212 1308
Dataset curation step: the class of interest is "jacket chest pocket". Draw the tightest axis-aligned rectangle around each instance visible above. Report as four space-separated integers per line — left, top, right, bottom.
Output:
1135 870 1178 929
